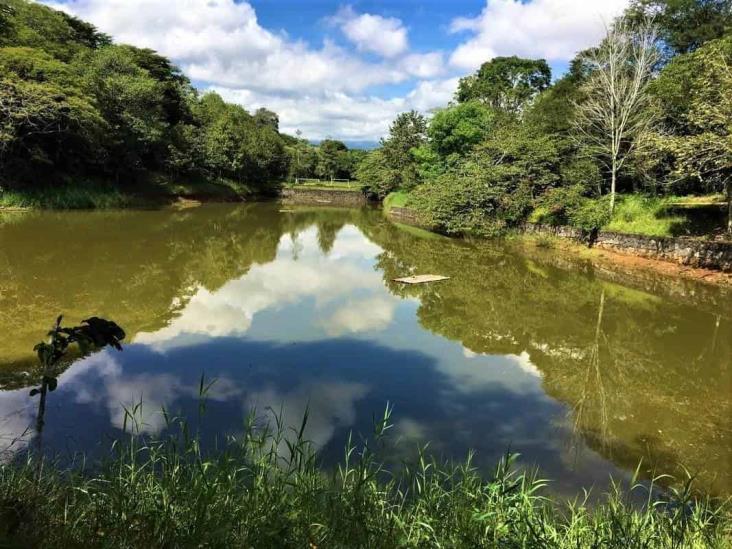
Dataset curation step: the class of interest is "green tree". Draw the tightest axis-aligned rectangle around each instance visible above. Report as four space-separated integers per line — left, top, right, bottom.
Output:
316 139 349 180
78 45 172 177
650 35 732 232
356 149 394 198
3 0 107 61
253 107 279 131
456 56 551 115
0 47 105 184
525 57 589 135
428 102 496 160
411 122 561 235
626 0 732 56
380 110 427 190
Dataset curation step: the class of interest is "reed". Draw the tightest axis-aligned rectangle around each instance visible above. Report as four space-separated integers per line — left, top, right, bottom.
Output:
0 400 729 548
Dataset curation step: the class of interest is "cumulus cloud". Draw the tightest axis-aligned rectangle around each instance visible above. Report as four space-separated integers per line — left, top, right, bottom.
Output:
45 0 424 95
42 0 452 141
449 0 631 70
134 227 401 350
58 351 242 434
332 7 409 58
39 0 629 141
247 381 369 454
323 297 397 336
212 76 458 141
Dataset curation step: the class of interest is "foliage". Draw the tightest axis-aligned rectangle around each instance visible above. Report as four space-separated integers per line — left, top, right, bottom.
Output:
0 403 729 548
357 148 394 199
525 57 588 135
0 46 107 182
379 110 427 191
456 55 552 115
572 17 661 212
427 101 496 160
0 0 303 200
626 0 732 56
648 34 732 232
316 139 350 180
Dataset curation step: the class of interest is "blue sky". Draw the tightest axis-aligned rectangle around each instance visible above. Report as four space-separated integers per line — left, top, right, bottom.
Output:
45 0 630 144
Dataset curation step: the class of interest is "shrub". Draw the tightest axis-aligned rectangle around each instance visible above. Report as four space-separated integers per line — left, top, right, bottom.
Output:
533 186 612 231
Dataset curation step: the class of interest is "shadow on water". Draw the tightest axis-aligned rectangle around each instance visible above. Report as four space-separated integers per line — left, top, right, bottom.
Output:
0 203 730 497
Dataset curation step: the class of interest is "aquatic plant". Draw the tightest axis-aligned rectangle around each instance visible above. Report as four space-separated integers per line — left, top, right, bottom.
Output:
0 400 729 548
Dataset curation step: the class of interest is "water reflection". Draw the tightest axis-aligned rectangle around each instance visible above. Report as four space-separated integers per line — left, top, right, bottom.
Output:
0 204 730 496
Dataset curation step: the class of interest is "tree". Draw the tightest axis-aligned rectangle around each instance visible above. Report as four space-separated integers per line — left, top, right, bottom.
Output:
317 139 349 180
380 110 427 190
254 107 279 131
0 47 105 184
428 102 496 160
0 2 16 44
356 149 394 198
572 18 660 213
651 35 732 233
626 0 732 56
456 56 551 115
78 45 170 177
525 57 589 135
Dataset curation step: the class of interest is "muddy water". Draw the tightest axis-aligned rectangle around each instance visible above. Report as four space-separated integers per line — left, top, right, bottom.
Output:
0 204 729 496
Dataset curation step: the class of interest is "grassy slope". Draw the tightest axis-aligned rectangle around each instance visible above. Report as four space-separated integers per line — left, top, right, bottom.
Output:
605 195 727 238
0 174 259 210
383 190 410 211
390 190 727 239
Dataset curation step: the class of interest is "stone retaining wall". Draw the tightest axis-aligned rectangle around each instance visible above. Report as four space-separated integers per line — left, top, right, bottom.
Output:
524 223 732 272
386 206 732 272
280 188 368 207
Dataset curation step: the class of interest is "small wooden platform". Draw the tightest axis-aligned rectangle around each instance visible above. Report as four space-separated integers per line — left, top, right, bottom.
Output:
394 275 450 285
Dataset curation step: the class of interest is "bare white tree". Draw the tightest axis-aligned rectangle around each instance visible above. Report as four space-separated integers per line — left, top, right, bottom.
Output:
573 17 661 213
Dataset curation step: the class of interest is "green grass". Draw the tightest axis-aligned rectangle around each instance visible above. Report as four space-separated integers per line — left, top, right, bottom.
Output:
529 194 727 239
0 184 134 210
1 405 729 548
284 181 362 192
383 191 411 211
0 175 261 210
604 195 688 238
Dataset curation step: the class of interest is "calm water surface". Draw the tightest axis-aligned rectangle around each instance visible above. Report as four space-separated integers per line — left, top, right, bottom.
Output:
0 204 730 497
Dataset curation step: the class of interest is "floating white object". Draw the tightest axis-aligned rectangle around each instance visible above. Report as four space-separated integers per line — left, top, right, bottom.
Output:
394 275 450 285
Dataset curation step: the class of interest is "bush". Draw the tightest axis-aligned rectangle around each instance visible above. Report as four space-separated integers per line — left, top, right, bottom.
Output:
410 172 532 237
532 186 611 231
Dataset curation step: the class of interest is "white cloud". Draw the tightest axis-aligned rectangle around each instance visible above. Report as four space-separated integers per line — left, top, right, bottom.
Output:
212 77 458 141
45 0 407 94
323 297 396 336
134 227 399 350
39 0 628 142
333 7 409 58
58 351 242 435
41 0 451 142
449 0 631 70
247 381 369 454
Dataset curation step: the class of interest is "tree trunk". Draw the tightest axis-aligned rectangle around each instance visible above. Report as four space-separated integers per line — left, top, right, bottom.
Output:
610 162 617 215
727 179 731 235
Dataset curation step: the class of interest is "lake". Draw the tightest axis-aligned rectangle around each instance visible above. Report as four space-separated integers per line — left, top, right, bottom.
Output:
0 203 730 497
